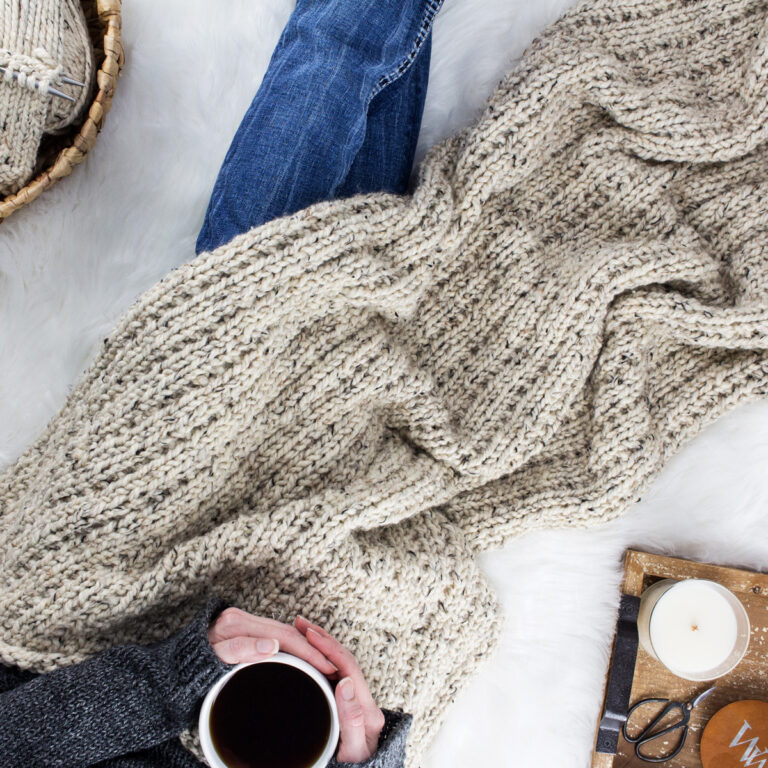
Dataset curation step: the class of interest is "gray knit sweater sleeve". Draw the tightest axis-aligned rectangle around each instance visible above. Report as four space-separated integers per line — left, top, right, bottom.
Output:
0 597 410 768
328 711 412 768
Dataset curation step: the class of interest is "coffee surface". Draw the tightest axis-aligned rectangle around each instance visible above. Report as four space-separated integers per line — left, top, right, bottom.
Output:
210 662 332 768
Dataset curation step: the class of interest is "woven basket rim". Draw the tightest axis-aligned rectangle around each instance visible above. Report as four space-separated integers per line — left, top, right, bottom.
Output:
0 0 123 222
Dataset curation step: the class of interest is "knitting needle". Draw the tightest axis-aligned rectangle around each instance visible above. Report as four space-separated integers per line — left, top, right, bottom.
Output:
0 66 86 89
60 75 86 88
48 86 75 102
0 66 82 101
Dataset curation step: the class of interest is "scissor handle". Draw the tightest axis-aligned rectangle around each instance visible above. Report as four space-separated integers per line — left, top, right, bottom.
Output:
636 721 688 763
622 698 690 762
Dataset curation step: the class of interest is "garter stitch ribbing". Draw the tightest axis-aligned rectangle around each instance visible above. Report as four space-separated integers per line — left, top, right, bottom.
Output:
2 0 768 764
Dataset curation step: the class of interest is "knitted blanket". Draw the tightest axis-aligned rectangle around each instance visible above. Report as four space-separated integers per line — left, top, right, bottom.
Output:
2 0 768 764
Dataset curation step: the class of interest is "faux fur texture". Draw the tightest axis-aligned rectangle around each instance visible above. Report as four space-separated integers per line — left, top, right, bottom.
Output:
1 2 767 766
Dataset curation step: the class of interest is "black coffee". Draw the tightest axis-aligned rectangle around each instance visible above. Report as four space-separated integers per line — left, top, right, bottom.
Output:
210 662 332 768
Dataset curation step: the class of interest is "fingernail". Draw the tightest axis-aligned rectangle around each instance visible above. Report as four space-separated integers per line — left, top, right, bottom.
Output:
309 624 331 638
340 677 355 701
257 638 279 655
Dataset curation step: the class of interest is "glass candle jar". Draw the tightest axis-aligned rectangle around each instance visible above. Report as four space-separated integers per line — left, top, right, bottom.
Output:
637 579 750 681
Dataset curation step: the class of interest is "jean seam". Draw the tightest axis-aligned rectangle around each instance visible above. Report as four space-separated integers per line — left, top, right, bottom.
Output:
366 0 443 107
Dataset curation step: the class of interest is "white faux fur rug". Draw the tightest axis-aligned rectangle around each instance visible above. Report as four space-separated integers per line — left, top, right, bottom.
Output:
2 2 768 766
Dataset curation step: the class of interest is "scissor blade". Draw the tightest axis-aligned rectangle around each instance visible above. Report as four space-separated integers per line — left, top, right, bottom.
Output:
692 685 717 708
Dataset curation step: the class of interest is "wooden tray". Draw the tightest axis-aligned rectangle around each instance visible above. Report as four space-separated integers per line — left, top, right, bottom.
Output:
592 550 768 768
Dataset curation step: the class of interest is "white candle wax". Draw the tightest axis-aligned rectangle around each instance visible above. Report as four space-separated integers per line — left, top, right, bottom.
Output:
649 580 738 676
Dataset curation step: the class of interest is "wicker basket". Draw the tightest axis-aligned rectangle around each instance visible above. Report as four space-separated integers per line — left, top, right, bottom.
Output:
0 0 123 222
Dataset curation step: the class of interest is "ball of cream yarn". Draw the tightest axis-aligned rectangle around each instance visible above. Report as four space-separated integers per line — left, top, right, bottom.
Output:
0 0 94 197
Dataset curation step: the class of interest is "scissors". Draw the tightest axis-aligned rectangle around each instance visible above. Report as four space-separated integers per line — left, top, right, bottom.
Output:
621 686 716 763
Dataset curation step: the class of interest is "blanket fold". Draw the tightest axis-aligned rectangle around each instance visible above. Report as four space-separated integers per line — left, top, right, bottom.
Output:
2 0 768 763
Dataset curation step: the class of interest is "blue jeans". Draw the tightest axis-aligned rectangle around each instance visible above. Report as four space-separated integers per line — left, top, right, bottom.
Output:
196 0 442 255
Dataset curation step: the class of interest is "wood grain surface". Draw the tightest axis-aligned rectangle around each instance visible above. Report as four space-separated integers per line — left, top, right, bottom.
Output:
591 550 768 768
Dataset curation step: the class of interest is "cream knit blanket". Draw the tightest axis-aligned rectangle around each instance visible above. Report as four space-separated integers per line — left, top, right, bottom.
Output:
2 0 768 763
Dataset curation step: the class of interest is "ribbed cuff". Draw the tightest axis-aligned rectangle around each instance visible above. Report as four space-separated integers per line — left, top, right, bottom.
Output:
329 709 412 768
159 597 235 723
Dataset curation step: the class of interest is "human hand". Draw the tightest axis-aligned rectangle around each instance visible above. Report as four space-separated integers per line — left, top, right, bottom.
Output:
295 616 386 763
207 607 338 676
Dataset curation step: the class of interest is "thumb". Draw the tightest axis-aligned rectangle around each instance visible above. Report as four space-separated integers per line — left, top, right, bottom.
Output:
335 677 370 763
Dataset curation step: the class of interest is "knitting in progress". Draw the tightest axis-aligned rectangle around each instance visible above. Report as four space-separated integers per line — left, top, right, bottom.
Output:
0 0 93 196
2 0 768 764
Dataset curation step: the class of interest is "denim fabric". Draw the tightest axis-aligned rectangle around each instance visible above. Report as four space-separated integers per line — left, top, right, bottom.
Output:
195 0 442 255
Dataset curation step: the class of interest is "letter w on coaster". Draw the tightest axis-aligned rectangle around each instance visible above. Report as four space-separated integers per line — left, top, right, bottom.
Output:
701 700 768 768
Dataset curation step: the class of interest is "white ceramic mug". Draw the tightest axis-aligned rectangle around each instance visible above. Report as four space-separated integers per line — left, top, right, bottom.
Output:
199 652 340 768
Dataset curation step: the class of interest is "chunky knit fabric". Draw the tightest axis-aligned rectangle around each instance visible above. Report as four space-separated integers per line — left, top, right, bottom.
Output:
2 0 768 764
0 598 233 766
0 0 94 195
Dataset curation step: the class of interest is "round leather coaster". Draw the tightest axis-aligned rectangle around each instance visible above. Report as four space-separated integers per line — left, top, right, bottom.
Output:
701 700 768 768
